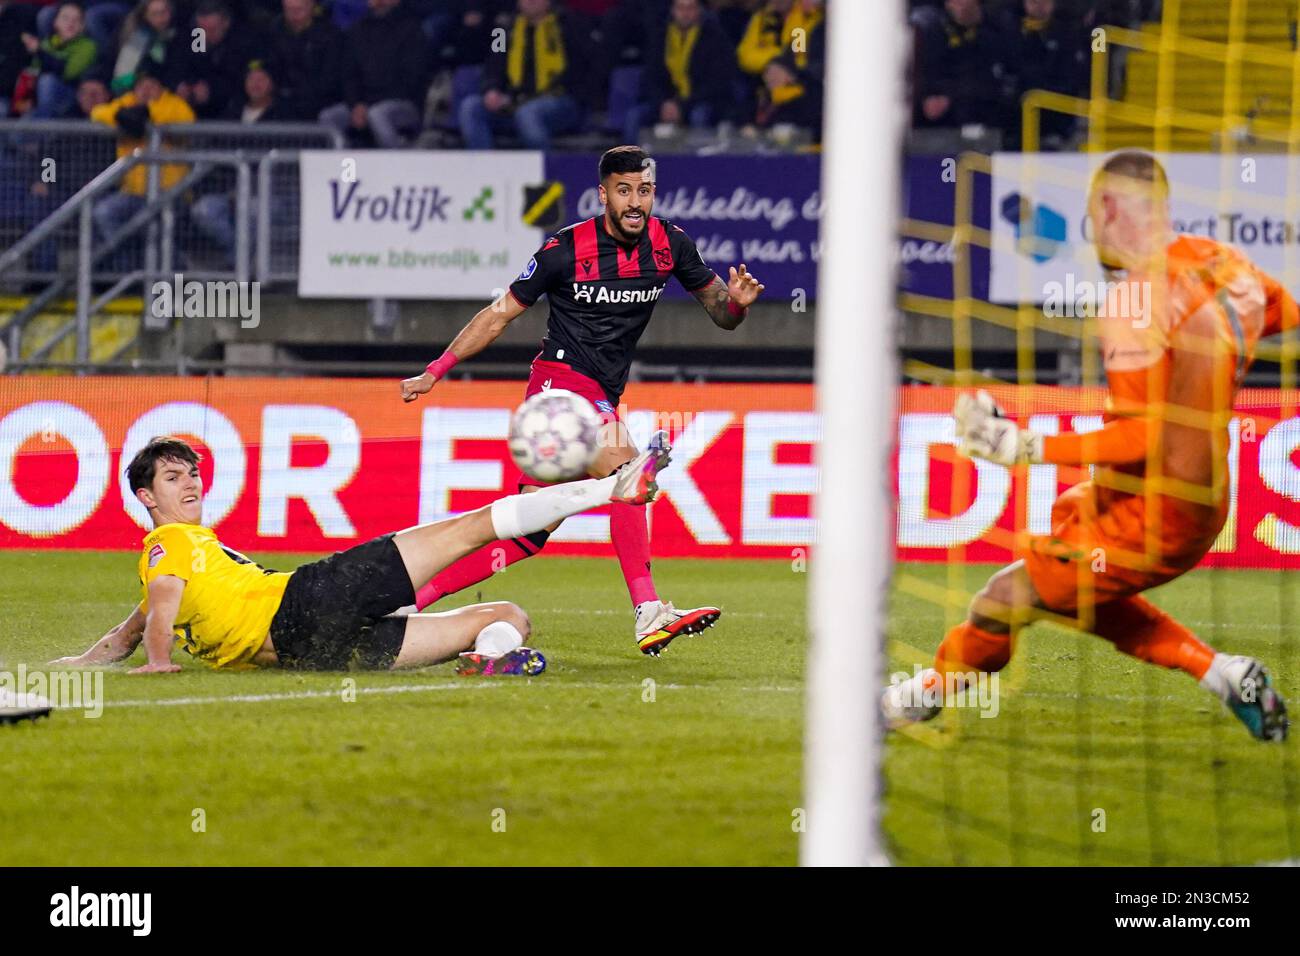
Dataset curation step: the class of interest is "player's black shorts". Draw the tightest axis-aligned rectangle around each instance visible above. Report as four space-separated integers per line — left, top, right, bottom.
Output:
269 533 416 670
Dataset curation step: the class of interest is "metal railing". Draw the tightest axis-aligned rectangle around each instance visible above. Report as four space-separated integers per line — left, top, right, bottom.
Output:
0 120 343 370
0 121 340 281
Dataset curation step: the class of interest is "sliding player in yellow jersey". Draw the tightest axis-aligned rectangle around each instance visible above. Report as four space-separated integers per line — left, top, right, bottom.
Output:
53 433 672 675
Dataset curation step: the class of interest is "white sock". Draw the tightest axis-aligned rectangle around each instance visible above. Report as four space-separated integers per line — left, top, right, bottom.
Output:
490 475 618 539
906 668 940 704
1199 652 1232 701
474 621 524 659
885 668 950 709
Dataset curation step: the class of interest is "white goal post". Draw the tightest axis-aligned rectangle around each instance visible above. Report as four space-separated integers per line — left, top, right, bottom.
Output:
801 0 904 867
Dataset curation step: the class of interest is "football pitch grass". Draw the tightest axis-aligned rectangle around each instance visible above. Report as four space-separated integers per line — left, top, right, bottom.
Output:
2 552 1297 866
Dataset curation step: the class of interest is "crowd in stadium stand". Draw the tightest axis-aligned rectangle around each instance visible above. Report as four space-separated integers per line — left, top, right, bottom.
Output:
0 0 827 148
908 0 1161 149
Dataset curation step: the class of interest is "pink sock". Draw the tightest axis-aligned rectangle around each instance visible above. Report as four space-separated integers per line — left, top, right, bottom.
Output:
415 532 547 609
609 501 658 607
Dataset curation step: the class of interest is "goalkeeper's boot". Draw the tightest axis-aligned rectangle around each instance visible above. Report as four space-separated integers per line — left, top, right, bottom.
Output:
0 688 52 725
880 669 944 730
635 600 721 656
611 430 672 506
456 647 547 677
1218 656 1288 742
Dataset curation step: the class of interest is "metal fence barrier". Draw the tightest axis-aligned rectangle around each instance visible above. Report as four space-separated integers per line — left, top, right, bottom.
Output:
0 120 341 287
0 120 344 370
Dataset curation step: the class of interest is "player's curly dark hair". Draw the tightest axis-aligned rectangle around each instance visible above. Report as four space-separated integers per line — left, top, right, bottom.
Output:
126 436 202 494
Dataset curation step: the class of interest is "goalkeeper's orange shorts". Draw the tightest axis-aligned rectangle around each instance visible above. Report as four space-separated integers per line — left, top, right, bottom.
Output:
1021 481 1219 614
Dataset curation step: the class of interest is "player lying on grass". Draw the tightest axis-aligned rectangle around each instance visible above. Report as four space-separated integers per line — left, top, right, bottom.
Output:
51 432 673 675
883 150 1290 741
398 145 765 656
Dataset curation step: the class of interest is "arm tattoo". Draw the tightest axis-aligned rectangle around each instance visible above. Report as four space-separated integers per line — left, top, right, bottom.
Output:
692 275 736 327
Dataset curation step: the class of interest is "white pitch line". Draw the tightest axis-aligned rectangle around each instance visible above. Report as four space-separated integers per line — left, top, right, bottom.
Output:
104 680 800 709
106 682 502 708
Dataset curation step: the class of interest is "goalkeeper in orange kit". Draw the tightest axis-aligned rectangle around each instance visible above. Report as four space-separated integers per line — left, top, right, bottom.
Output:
883 150 1290 741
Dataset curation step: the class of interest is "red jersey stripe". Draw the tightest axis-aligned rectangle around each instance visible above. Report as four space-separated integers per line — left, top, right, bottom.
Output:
647 217 674 273
573 218 600 282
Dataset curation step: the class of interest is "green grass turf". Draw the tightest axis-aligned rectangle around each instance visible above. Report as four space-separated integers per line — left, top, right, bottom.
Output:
3 553 1298 866
0 551 806 866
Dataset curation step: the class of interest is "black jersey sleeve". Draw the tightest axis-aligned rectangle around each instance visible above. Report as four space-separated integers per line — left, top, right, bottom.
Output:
667 222 717 292
508 235 567 307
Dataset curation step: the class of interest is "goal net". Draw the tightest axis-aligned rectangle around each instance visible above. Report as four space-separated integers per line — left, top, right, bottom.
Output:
879 0 1300 865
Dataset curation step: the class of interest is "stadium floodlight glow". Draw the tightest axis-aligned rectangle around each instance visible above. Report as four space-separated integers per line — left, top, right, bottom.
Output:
801 0 902 867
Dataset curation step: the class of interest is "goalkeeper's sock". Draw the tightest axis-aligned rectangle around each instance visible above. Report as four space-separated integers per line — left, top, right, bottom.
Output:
1090 596 1214 680
1198 653 1234 702
414 530 549 609
934 621 1015 680
906 621 1015 706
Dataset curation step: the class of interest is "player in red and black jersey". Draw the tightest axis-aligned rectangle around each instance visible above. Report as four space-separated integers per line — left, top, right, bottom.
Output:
400 145 765 655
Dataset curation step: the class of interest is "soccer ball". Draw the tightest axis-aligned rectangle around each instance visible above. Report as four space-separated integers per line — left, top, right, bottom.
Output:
508 389 602 483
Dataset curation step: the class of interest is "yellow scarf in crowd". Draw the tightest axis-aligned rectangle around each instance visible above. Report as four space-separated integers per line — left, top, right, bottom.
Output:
665 23 700 101
508 13 566 94
770 82 805 106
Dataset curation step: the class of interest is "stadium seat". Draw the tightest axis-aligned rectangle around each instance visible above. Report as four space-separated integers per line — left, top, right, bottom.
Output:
604 65 644 135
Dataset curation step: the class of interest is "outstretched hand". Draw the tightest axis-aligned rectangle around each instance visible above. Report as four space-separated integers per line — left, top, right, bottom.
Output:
954 390 1042 466
727 264 765 308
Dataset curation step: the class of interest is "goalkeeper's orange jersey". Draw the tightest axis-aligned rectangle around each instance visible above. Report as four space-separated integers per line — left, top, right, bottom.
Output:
1040 234 1299 555
138 523 291 668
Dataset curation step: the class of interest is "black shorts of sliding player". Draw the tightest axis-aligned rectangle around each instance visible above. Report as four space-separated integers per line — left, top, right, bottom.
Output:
269 533 416 670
